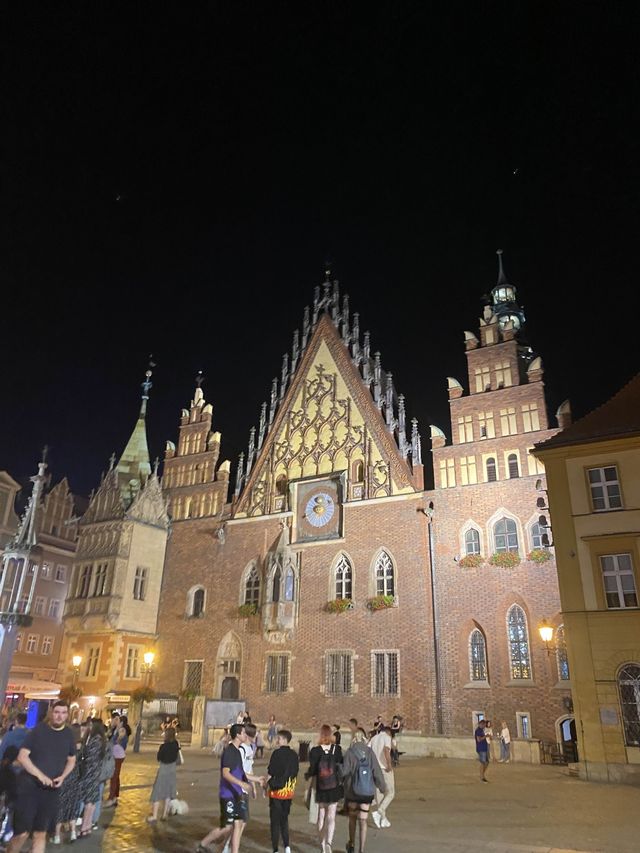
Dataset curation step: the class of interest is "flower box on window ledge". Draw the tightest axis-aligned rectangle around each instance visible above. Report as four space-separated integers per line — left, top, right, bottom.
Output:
489 551 521 568
527 548 552 564
366 594 397 612
458 554 484 569
237 603 259 617
325 598 354 614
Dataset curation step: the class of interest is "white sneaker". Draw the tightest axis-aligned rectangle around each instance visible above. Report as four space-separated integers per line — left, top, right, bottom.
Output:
381 817 391 828
285 847 291 853
51 837 61 846
372 811 382 828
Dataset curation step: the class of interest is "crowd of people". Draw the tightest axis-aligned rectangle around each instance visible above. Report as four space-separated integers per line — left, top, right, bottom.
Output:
195 713 403 853
0 703 404 853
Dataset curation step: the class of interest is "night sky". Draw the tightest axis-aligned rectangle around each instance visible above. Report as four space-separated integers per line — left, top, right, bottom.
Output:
2 4 639 499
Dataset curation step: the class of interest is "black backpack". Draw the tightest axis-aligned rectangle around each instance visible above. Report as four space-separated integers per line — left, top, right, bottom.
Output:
317 745 339 791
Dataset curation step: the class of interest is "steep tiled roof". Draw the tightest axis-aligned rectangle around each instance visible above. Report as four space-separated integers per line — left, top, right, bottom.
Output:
536 372 640 450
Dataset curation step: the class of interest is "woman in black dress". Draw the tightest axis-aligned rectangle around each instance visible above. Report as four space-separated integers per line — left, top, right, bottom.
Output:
79 720 106 837
306 724 343 853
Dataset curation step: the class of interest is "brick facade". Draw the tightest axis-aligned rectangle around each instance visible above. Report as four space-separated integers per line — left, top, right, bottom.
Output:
155 265 569 742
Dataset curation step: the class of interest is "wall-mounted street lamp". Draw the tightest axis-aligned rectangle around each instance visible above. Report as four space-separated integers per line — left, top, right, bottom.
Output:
142 651 155 685
538 618 556 656
133 651 156 753
72 655 82 687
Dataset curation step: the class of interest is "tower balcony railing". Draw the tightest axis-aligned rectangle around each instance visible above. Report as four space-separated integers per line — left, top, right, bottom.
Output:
0 611 34 627
63 594 122 619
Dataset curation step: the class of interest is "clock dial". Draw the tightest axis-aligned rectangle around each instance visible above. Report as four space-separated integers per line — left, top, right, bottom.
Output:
304 493 335 527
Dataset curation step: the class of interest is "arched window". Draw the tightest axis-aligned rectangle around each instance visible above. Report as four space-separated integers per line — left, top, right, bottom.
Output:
335 555 353 599
192 587 205 617
275 475 288 496
508 454 519 479
494 517 519 553
284 567 295 601
272 567 281 602
530 522 544 550
507 605 531 679
556 625 570 681
244 566 260 606
465 528 481 556
375 551 395 597
618 664 640 746
486 457 497 482
352 460 364 482
469 629 488 681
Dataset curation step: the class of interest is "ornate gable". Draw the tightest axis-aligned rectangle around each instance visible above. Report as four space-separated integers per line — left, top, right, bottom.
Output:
235 311 419 518
81 470 125 525
127 471 170 529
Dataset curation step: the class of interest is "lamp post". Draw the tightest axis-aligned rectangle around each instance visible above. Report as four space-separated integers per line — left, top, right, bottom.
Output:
133 651 155 753
538 619 555 656
72 655 82 687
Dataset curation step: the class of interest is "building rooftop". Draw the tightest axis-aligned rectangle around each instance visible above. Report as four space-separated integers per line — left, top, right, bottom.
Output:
536 372 640 451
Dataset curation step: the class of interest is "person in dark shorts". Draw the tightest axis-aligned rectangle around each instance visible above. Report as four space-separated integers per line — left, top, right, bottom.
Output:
475 718 490 782
8 700 77 853
196 723 252 853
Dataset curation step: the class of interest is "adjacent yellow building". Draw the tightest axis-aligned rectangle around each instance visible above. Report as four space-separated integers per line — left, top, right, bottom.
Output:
535 373 640 784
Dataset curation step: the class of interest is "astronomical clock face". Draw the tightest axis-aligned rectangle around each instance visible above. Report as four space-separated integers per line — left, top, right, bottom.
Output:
294 477 343 543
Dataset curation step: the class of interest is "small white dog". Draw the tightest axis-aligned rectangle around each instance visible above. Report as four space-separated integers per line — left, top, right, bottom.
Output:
167 798 189 815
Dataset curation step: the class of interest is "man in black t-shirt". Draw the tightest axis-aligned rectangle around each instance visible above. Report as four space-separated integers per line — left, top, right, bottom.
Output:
8 700 77 853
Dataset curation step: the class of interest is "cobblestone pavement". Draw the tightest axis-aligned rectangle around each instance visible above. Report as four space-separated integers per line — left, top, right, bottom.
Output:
16 749 638 852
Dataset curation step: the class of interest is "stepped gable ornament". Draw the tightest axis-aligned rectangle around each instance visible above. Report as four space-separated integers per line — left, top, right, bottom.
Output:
235 310 415 516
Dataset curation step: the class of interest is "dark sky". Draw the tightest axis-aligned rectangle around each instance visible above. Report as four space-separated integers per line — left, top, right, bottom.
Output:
2 3 639 498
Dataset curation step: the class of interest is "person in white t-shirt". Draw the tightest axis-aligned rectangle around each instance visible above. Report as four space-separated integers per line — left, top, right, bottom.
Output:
369 726 394 828
499 721 511 763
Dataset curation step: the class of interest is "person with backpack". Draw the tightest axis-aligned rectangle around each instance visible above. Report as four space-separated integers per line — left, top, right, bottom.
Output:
265 729 299 853
340 728 386 853
305 724 343 853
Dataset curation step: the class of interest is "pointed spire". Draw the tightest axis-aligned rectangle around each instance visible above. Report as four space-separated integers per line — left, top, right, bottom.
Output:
291 329 300 374
331 279 340 324
302 306 310 350
258 402 267 450
140 356 155 416
351 312 360 363
109 452 116 471
385 373 395 430
312 287 320 326
373 352 383 408
269 377 278 427
411 418 423 465
7 450 49 552
246 427 256 477
398 395 408 458
153 457 160 475
116 359 153 496
341 295 350 344
280 354 289 401
234 452 245 497
362 332 371 383
496 249 508 286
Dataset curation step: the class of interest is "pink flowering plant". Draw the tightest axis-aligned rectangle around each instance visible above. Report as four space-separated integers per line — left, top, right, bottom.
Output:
458 554 484 569
527 548 552 563
489 551 521 568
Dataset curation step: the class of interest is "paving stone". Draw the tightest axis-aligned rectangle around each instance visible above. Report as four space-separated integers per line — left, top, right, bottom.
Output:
52 749 634 853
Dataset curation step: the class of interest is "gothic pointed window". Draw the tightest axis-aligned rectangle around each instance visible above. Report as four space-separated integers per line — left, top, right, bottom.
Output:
335 555 353 600
375 551 395 598
192 588 205 617
486 458 497 482
530 522 544 550
284 567 295 601
508 454 520 479
469 629 488 682
465 528 481 556
494 517 519 553
244 566 260 606
556 625 570 681
618 664 640 746
272 567 281 602
507 605 531 680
